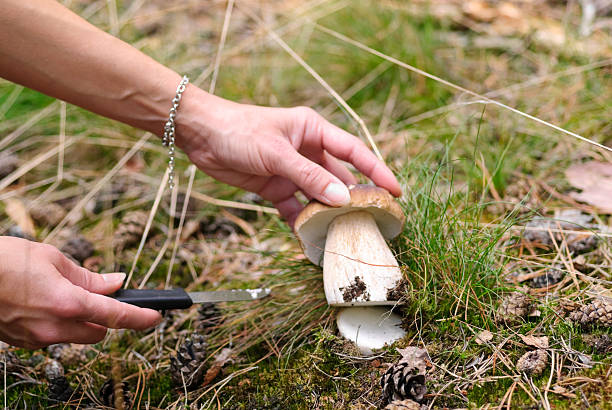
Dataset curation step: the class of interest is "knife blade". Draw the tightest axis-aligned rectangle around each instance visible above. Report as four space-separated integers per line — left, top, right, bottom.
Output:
111 288 271 310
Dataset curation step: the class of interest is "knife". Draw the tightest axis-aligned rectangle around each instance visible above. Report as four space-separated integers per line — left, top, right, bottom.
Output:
111 288 271 310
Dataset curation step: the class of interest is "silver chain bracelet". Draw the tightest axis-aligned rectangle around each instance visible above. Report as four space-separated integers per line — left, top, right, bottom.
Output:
162 75 189 189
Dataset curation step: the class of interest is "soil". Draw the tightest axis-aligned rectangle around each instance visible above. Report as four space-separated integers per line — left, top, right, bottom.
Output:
341 276 370 302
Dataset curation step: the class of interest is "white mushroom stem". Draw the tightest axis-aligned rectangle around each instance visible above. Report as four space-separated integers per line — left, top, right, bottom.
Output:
323 210 403 306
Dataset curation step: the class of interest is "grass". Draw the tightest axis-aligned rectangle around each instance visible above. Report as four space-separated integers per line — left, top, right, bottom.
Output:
1 0 612 408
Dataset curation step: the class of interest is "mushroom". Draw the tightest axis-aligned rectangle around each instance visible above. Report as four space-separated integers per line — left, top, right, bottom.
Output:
336 307 406 354
294 184 405 306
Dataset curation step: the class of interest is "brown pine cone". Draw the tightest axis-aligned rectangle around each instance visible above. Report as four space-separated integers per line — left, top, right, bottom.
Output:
0 350 22 373
113 211 148 251
385 399 422 410
516 349 548 375
569 299 612 327
61 235 94 264
497 291 532 323
29 202 66 228
557 299 579 317
100 379 133 409
0 152 19 179
583 334 612 354
381 347 429 404
47 344 91 366
194 303 222 333
170 334 208 389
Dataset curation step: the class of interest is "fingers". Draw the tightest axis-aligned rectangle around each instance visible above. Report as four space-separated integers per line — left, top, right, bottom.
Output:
317 120 402 197
77 292 161 330
273 149 351 206
24 320 108 347
320 152 357 186
274 196 304 228
53 253 125 295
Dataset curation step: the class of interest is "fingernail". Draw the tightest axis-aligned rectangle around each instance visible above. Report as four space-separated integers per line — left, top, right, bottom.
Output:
323 182 350 205
102 272 126 283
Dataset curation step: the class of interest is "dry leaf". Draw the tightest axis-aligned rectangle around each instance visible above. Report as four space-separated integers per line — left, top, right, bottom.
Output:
3 198 35 237
201 348 233 387
475 330 493 345
565 161 612 213
520 334 549 349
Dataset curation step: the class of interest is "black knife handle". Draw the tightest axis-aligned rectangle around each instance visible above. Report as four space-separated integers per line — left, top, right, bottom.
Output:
111 289 193 310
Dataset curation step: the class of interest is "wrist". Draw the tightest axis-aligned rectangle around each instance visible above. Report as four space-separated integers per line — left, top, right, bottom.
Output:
173 85 234 154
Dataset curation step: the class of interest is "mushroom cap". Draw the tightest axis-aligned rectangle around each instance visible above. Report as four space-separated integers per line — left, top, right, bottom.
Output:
294 184 405 266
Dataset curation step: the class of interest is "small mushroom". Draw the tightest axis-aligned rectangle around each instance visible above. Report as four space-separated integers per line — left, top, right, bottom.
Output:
295 184 405 306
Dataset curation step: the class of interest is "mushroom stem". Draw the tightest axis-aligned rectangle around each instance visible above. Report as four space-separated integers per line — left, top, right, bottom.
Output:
323 210 402 306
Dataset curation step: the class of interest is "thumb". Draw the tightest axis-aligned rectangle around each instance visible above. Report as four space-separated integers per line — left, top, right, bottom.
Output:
278 151 351 206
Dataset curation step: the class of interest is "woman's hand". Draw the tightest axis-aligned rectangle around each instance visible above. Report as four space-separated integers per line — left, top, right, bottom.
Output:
177 89 402 226
0 237 161 349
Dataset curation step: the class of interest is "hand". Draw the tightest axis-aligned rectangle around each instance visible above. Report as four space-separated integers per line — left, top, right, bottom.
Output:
176 89 402 226
0 237 161 349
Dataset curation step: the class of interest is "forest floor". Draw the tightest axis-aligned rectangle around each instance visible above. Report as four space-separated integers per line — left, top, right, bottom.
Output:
1 0 612 408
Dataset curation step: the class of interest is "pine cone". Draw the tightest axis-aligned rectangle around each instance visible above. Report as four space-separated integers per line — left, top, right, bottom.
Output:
381 363 426 403
113 211 148 251
93 177 130 213
164 193 198 220
516 349 548 375
531 267 564 288
100 379 133 409
497 291 532 323
48 344 91 366
523 211 599 254
195 303 222 332
0 350 22 373
0 152 19 179
567 232 599 254
385 399 422 410
583 334 612 354
61 235 94 264
29 202 66 228
381 347 429 404
569 299 612 327
45 359 74 402
557 299 579 317
170 334 208 389
200 215 238 238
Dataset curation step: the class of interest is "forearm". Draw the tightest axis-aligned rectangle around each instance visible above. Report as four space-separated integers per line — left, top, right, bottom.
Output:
0 0 193 135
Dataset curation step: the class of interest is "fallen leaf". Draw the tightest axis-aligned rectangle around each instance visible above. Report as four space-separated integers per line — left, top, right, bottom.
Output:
201 348 233 387
520 335 549 349
3 198 35 237
565 161 612 213
475 330 494 345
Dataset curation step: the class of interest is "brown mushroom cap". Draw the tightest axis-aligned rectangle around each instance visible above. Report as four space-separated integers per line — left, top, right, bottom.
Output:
294 184 405 266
